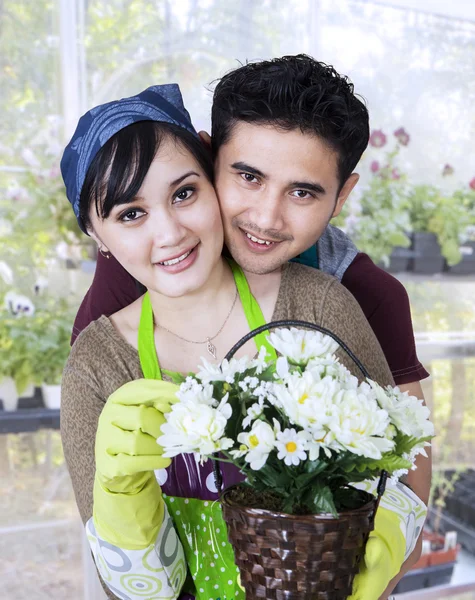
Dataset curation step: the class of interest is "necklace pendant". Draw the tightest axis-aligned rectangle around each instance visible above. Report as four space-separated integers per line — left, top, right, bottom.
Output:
206 337 217 359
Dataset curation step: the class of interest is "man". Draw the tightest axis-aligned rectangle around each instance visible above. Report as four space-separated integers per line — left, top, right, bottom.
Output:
72 55 430 598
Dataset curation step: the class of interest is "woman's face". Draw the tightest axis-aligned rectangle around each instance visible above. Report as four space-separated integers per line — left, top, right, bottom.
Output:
88 137 224 298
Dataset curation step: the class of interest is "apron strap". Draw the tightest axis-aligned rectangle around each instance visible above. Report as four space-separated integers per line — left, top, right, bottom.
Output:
138 292 163 380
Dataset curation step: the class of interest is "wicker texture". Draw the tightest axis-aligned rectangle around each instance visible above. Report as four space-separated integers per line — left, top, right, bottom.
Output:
221 487 376 600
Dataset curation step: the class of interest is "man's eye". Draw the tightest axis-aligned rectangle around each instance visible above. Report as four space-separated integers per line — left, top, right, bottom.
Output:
291 190 312 199
120 209 144 222
173 186 195 203
240 173 258 184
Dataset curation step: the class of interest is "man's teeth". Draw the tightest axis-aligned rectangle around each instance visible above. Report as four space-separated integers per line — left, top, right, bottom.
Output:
246 232 272 246
159 249 192 266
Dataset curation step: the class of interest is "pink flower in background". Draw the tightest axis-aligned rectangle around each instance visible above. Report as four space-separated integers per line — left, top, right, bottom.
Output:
370 160 380 173
369 130 387 148
470 178 475 191
442 164 454 177
391 168 401 180
394 127 410 146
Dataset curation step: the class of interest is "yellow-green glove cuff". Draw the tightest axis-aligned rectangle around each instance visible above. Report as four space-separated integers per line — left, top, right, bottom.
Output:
93 472 164 550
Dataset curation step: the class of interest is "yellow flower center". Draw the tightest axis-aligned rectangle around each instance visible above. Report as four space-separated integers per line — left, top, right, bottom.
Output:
298 393 308 405
239 444 248 452
249 435 259 448
286 441 297 453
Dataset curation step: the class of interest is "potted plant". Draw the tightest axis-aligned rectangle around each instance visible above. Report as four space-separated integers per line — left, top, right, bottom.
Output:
29 299 74 409
158 323 433 599
348 129 413 270
445 187 475 275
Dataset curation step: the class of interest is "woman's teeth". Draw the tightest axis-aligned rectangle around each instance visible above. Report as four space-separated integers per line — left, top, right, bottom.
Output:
158 249 192 266
246 232 272 246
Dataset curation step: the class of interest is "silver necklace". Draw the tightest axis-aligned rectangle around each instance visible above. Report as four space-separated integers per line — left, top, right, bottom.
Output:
155 287 239 359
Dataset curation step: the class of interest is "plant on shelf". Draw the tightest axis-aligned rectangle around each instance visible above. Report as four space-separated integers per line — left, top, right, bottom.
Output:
344 128 413 266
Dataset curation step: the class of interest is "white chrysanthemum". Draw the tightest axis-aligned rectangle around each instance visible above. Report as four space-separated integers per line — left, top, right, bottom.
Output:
268 327 340 365
276 428 308 466
158 395 233 458
236 421 275 470
272 371 341 430
330 389 394 459
369 381 435 439
250 345 269 374
307 358 359 390
196 355 252 384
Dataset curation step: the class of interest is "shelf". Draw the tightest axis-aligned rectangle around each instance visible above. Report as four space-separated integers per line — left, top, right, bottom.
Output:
0 408 60 434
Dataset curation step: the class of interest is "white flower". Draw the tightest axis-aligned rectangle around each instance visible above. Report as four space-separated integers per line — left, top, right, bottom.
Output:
242 401 264 429
237 421 275 470
369 381 434 439
196 355 251 384
34 275 49 295
250 345 269 374
330 389 393 459
158 395 233 459
176 380 217 407
275 356 290 379
268 327 340 365
272 371 341 430
276 428 308 466
4 291 35 317
0 261 13 285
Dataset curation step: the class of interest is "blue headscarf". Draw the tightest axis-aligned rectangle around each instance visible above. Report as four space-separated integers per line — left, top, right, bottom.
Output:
61 84 197 233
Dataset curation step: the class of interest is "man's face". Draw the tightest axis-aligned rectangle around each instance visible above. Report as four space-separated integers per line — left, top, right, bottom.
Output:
214 122 358 275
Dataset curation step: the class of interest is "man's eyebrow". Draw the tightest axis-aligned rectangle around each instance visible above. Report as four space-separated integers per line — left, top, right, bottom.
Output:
170 170 200 187
231 162 266 179
289 181 326 195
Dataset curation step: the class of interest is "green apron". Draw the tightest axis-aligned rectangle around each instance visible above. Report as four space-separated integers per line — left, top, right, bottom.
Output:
137 260 276 600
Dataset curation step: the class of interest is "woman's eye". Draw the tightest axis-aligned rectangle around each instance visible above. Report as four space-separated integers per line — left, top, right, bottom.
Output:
120 209 145 222
173 186 195 203
291 190 312 199
240 173 258 184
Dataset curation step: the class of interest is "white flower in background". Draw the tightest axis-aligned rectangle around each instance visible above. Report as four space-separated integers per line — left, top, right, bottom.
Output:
276 428 308 466
330 389 393 459
0 261 13 285
197 355 251 384
34 275 49 295
236 421 275 470
268 327 340 365
21 148 40 168
4 291 35 317
272 371 340 430
369 381 435 439
242 400 264 429
158 394 233 459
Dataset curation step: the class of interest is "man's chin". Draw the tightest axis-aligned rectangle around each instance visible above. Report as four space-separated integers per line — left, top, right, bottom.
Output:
228 245 287 275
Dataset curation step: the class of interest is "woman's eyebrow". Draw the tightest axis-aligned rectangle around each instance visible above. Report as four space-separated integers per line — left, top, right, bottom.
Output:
169 170 200 187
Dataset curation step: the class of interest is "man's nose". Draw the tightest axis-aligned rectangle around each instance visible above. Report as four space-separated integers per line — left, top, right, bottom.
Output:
249 189 285 234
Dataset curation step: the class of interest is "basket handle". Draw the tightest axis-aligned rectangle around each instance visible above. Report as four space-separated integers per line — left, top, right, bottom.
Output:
214 319 388 504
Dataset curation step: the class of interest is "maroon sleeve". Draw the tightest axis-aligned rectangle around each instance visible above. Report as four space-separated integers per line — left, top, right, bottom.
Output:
341 253 429 386
71 253 142 344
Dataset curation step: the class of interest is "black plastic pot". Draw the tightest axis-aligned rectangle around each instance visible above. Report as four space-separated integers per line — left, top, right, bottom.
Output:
428 508 475 554
445 241 475 275
17 386 44 409
387 245 414 273
410 232 445 274
393 562 456 594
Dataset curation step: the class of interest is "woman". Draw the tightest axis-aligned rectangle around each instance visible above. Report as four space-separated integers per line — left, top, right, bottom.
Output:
60 84 424 600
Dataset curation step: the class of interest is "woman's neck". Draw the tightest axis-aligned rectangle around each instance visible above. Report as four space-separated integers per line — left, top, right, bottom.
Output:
148 256 236 339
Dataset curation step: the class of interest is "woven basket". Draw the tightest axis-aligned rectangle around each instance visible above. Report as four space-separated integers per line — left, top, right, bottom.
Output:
214 320 387 599
221 485 377 600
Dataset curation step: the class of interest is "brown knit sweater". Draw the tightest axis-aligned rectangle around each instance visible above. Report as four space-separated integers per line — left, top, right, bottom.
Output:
61 263 394 598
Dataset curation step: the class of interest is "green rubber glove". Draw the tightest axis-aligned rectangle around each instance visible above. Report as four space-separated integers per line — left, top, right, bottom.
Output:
93 378 179 549
348 505 406 600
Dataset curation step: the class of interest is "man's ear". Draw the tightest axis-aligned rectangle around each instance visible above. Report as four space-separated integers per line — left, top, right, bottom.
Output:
332 173 359 218
198 130 211 148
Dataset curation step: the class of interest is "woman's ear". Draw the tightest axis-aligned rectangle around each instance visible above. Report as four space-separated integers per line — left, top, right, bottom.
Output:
87 228 109 255
198 130 212 148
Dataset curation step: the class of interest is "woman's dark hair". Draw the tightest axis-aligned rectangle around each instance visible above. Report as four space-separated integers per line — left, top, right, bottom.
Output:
211 54 369 189
79 121 213 231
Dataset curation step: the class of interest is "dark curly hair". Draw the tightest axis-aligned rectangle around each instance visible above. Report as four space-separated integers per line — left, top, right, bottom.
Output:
211 54 369 188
